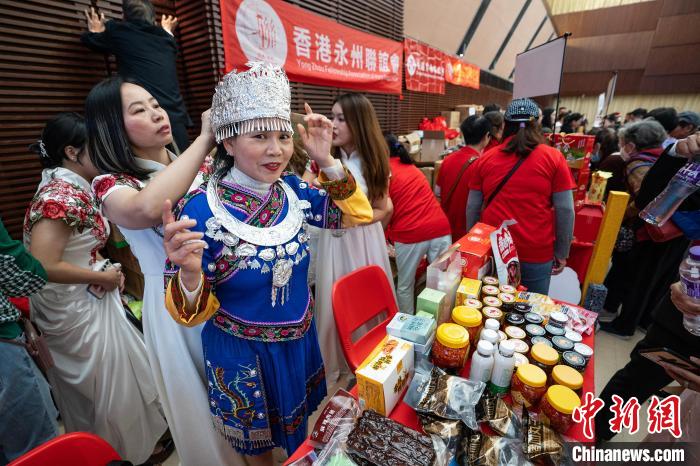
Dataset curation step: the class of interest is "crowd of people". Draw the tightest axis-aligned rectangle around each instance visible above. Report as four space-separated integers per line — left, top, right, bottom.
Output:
1 1 699 465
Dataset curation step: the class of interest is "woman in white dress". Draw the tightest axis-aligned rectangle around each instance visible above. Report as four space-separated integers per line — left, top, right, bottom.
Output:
314 93 395 385
85 78 242 465
24 113 168 463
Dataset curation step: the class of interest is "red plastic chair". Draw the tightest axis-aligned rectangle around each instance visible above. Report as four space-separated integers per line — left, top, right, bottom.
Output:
9 432 121 466
332 265 399 371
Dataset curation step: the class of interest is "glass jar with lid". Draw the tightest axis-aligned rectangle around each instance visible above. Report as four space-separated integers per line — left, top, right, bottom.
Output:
524 312 544 326
504 325 526 341
498 293 516 305
482 276 499 287
544 324 566 339
548 311 569 328
452 306 483 347
482 306 504 324
551 336 574 356
529 342 559 375
482 296 503 309
530 336 553 348
574 343 593 364
510 363 547 408
481 285 500 297
499 284 516 294
431 323 470 371
564 330 583 344
562 351 587 373
539 385 581 433
524 324 546 345
505 312 525 328
509 338 529 355
551 365 584 396
464 298 483 310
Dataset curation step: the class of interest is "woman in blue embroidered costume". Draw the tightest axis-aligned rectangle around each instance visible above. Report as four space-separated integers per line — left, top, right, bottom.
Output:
162 63 373 465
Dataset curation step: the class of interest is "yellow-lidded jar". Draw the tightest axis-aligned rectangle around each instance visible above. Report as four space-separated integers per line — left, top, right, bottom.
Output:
551 365 583 395
431 323 470 371
539 385 581 433
529 342 560 375
452 306 483 346
510 363 547 408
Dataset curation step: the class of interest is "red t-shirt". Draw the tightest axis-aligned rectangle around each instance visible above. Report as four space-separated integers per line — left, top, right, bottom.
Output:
483 137 502 153
436 146 481 240
388 157 451 244
469 142 575 262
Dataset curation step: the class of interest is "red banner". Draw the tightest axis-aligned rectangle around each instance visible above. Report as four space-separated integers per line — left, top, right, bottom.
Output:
404 38 445 94
219 0 403 94
444 56 480 90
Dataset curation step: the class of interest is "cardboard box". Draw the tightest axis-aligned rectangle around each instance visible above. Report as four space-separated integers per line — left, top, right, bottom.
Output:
386 313 436 345
456 277 482 305
441 111 461 129
420 138 445 162
455 222 497 279
356 336 414 416
416 288 450 323
399 131 421 155
418 166 434 188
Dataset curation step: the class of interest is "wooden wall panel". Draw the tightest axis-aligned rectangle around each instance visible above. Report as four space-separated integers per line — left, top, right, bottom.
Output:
551 1 661 37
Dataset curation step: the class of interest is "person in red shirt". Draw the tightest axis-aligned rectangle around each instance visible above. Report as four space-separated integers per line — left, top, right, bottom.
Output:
467 98 575 294
483 111 505 153
435 115 492 240
386 134 452 313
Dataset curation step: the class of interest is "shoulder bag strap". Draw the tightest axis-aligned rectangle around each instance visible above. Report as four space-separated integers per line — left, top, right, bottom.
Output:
484 156 527 207
443 156 478 206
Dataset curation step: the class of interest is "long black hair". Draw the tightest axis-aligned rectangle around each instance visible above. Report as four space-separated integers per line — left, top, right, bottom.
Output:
85 76 154 180
384 133 413 165
29 113 87 169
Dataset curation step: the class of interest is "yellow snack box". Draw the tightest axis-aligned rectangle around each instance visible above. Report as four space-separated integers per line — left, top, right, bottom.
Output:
356 335 415 416
456 277 482 305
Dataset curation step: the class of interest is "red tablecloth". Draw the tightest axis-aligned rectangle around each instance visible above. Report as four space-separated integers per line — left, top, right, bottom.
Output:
286 323 595 464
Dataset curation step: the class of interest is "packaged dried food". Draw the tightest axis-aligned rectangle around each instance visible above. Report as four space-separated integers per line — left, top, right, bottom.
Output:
476 389 520 437
431 323 469 371
559 303 598 335
418 412 463 456
551 365 583 395
405 363 485 430
452 306 483 347
529 342 560 375
346 410 435 466
510 363 547 408
456 429 525 466
539 385 581 433
309 389 359 448
522 408 566 466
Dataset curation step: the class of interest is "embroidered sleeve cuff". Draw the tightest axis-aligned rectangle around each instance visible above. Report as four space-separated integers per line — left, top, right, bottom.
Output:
165 271 219 327
318 166 356 201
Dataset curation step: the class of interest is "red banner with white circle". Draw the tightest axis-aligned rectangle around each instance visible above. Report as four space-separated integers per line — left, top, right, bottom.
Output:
219 0 403 94
403 38 446 94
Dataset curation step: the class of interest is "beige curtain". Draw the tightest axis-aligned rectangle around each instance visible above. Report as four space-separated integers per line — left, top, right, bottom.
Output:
558 94 700 123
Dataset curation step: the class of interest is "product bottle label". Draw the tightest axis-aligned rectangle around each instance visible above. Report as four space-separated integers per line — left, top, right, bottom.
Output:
681 276 700 299
675 161 700 187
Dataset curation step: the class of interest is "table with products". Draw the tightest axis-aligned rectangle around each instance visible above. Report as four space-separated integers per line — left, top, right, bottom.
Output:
285 288 597 465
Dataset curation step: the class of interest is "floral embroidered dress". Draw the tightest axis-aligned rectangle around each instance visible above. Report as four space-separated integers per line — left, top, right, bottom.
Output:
164 166 371 456
92 156 242 466
24 167 167 463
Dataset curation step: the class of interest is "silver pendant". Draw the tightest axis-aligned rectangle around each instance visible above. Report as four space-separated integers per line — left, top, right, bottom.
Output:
249 259 261 270
298 200 311 210
285 241 299 256
235 243 257 257
272 259 293 288
298 232 309 243
276 245 285 258
238 260 248 270
208 262 217 272
222 232 239 247
259 248 276 262
261 263 270 274
222 246 234 257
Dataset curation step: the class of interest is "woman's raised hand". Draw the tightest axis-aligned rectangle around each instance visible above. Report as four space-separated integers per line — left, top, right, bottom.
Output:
162 200 207 279
297 103 335 169
84 7 105 33
199 108 215 148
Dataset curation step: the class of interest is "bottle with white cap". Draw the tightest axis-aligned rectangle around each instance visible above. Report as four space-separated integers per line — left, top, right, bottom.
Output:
469 340 495 383
489 340 516 395
478 318 500 342
479 328 499 347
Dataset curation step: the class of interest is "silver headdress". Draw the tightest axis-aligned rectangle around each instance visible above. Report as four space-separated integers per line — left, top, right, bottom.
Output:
211 62 293 143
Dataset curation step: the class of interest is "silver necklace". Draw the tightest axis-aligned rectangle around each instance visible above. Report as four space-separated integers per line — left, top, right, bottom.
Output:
205 172 311 306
